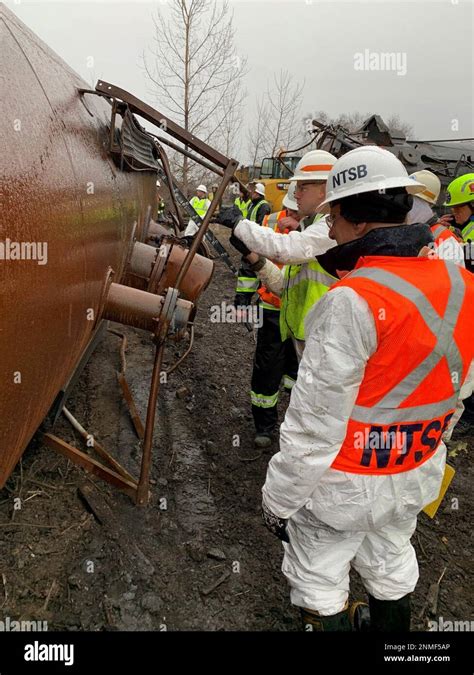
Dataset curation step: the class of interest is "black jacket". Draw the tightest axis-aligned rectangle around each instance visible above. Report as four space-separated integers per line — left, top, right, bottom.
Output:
248 197 271 226
317 223 434 277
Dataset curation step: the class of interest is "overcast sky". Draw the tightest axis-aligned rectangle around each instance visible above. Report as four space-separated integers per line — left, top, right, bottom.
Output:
6 0 474 163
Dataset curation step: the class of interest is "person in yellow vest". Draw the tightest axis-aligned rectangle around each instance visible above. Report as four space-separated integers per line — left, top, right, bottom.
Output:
234 186 252 219
233 182 271 311
208 184 220 208
406 170 465 267
209 184 218 200
231 150 339 360
444 173 474 273
245 186 300 448
223 187 297 447
261 146 474 631
190 185 211 219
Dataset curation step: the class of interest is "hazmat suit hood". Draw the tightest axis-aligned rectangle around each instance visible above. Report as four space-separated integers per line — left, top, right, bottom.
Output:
406 195 435 225
316 222 434 278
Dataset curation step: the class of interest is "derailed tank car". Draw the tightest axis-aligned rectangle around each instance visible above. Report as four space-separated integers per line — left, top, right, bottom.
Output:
0 5 237 502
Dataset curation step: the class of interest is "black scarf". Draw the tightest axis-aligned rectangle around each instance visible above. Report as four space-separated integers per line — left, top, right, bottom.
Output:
317 223 434 278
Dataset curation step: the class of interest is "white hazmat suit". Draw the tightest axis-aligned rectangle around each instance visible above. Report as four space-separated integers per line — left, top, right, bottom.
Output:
234 216 336 359
262 285 474 615
234 215 336 264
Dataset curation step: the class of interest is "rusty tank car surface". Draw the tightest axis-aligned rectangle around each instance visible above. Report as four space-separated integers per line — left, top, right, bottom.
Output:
0 4 237 503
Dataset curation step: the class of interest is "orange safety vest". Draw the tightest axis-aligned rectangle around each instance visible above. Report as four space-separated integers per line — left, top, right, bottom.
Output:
330 256 474 475
257 210 288 310
430 222 462 246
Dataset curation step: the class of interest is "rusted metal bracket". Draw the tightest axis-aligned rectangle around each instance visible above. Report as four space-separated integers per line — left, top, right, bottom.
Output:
108 329 145 441
96 80 231 169
40 279 193 505
41 325 167 506
173 158 238 290
41 337 165 507
93 80 239 272
42 432 139 502
153 160 238 274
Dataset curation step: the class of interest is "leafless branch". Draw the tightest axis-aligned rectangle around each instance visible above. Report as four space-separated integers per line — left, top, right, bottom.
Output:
142 0 247 195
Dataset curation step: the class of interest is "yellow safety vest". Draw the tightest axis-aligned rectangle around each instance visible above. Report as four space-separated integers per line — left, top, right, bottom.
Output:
280 214 337 341
248 199 269 223
190 196 209 218
234 197 251 219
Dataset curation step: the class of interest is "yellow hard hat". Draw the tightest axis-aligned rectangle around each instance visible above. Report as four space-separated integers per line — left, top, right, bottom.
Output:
444 173 474 207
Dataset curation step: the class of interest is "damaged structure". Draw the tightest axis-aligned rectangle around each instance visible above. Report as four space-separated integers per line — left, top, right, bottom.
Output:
1 4 238 504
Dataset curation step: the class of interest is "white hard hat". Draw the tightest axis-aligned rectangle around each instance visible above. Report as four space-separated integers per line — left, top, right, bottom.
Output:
320 146 425 206
197 184 207 193
156 180 161 188
408 170 441 205
282 182 297 210
254 182 266 197
289 150 337 182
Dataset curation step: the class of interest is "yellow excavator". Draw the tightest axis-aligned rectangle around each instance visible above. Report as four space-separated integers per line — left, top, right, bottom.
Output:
234 154 302 211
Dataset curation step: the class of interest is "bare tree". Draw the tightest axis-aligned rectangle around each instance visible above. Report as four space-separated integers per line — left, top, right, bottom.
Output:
246 70 305 165
218 84 247 159
385 114 413 139
246 95 270 168
143 0 247 195
266 70 305 156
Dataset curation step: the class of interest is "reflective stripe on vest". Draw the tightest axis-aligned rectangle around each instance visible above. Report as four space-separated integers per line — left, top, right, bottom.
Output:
462 219 474 242
249 199 269 222
330 258 474 475
431 223 460 246
236 276 260 293
266 211 282 228
280 214 335 341
431 224 446 241
287 265 337 291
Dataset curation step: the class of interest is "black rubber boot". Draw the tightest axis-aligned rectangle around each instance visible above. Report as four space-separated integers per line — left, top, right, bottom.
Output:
368 594 411 631
301 604 352 632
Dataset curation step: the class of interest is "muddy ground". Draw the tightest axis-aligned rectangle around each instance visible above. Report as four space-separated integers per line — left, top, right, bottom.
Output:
1 225 472 632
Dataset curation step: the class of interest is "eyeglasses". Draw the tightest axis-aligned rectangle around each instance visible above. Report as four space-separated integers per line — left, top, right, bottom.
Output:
294 183 319 194
326 213 343 227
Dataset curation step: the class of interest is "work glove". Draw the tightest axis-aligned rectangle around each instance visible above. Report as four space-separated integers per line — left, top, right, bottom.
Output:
233 293 252 308
229 232 251 257
216 205 243 229
181 235 195 248
262 501 289 543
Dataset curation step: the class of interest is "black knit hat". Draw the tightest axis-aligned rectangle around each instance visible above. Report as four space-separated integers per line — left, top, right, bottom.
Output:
335 187 414 224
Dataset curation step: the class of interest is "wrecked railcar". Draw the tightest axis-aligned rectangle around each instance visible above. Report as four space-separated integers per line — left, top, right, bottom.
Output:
0 5 237 503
